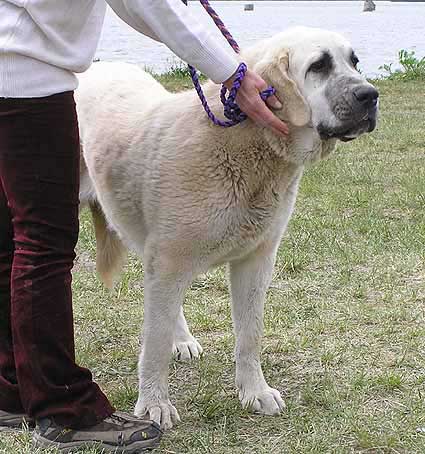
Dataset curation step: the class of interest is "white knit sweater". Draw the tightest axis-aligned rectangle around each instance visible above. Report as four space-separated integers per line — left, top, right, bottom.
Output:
0 0 239 98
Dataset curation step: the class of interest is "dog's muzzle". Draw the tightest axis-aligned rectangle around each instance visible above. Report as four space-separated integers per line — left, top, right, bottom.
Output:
352 85 379 131
318 84 379 142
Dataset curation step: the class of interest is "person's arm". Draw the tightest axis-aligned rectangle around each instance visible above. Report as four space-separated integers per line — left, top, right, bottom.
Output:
105 0 289 136
105 0 239 84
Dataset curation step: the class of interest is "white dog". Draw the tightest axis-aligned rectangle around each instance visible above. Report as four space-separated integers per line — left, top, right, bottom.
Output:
76 27 378 430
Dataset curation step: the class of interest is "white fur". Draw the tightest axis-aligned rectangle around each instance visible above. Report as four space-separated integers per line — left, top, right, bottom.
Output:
76 27 376 429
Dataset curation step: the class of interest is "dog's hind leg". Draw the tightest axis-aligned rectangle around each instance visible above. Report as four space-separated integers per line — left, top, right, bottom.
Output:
229 242 285 416
172 307 203 361
134 254 194 429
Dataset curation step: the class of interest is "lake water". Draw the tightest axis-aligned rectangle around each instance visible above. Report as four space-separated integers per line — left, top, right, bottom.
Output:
96 1 424 78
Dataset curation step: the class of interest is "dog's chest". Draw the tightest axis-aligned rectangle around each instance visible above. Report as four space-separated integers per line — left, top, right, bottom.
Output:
216 159 300 260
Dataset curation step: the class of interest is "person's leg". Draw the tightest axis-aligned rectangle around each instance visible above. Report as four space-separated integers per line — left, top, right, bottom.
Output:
0 93 114 429
0 174 23 414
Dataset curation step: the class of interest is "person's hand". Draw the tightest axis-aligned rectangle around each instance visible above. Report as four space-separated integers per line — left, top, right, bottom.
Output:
224 69 289 137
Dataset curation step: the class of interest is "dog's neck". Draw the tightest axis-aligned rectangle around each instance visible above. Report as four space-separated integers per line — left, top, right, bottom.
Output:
183 80 335 166
263 125 336 165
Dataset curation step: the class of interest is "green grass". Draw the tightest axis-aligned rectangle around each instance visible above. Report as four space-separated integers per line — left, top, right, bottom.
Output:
1 78 424 454
380 50 425 81
153 62 206 92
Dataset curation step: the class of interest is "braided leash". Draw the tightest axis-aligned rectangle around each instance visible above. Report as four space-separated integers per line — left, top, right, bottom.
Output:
181 0 276 127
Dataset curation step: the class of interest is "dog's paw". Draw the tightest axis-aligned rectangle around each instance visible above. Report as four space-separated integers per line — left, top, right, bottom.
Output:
239 386 285 415
134 398 180 430
172 336 203 362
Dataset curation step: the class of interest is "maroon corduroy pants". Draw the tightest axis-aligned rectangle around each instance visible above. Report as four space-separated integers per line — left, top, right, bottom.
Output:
0 92 114 428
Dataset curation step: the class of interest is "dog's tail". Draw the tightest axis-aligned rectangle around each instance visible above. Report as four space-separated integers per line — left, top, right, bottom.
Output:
89 202 128 289
80 150 127 289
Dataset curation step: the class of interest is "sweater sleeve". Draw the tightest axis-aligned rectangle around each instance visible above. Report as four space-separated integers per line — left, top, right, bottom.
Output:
104 0 239 83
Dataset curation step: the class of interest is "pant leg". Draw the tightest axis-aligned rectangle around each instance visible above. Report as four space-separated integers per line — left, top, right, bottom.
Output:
0 93 114 429
0 173 24 413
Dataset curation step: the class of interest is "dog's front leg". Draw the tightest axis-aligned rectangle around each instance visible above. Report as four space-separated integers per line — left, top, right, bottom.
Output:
229 244 285 416
134 268 190 430
173 307 203 361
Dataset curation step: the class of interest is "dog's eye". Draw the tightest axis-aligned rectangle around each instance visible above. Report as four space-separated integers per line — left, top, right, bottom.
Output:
309 59 327 73
351 52 359 69
308 53 332 75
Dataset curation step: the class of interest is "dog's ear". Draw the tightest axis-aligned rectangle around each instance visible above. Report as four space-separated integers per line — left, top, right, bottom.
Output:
254 52 311 127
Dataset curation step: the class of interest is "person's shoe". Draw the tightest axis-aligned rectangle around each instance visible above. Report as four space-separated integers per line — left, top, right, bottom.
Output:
32 411 162 453
0 409 34 431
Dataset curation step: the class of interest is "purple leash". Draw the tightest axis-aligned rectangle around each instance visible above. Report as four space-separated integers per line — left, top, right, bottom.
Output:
182 0 276 127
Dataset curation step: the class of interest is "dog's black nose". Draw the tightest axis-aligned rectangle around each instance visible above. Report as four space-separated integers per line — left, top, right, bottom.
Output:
353 86 379 108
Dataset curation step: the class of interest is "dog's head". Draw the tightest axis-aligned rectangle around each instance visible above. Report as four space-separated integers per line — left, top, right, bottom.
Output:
250 27 379 143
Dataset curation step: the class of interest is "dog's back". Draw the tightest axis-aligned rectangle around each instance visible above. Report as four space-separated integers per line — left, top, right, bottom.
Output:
76 61 169 143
